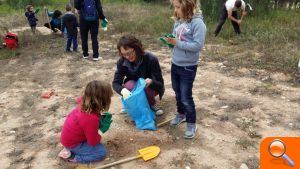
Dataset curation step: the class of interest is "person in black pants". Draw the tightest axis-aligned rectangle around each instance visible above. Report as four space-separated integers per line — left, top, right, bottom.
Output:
75 0 107 61
214 0 247 37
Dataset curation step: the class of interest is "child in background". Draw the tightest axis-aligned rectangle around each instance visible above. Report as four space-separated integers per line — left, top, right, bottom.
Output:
165 0 206 139
62 4 79 52
59 80 113 163
25 5 38 34
44 9 63 32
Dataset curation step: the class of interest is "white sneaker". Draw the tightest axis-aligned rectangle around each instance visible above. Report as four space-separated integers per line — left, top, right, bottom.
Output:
93 56 103 61
150 105 164 116
120 108 126 114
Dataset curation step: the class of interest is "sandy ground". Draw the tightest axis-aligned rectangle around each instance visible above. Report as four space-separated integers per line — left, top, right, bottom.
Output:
0 29 299 169
10 27 53 35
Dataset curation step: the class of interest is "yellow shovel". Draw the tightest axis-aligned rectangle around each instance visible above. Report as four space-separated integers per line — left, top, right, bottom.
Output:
77 146 160 169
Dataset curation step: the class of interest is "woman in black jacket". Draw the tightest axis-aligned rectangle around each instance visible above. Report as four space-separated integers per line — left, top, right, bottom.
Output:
112 35 165 115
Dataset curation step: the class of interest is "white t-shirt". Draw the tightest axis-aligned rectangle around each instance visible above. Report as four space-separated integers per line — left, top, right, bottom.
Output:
225 0 246 11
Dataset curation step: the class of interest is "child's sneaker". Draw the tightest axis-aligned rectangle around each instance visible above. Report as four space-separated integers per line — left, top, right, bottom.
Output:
68 158 77 163
184 123 197 139
150 104 164 116
58 148 71 159
120 108 126 114
170 113 186 126
65 49 72 52
83 55 89 59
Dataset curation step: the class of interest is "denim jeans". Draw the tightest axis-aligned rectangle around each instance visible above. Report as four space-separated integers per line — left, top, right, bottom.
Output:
68 142 107 163
80 19 99 58
171 63 197 123
66 35 78 51
123 80 157 106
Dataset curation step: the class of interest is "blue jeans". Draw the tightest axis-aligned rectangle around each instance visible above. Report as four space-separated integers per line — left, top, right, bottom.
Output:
68 142 107 163
171 63 197 123
66 35 78 51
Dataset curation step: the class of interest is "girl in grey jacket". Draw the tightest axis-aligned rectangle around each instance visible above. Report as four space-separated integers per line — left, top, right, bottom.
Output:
165 0 206 139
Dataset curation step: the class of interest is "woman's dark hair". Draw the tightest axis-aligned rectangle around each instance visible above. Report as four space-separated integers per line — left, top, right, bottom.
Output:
235 0 242 8
81 80 113 114
53 10 62 18
117 35 145 60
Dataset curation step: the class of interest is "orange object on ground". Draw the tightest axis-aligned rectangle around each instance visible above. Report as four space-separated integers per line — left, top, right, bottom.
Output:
41 89 55 99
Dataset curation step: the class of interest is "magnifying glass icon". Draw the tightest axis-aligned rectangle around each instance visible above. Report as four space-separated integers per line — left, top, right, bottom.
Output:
268 139 295 167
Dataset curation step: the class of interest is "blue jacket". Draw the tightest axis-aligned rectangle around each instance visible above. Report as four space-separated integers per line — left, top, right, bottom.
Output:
25 11 38 26
48 11 62 28
171 14 206 66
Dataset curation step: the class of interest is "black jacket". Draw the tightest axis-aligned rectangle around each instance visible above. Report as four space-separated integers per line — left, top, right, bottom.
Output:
62 12 78 37
112 52 165 99
25 11 38 26
75 0 106 20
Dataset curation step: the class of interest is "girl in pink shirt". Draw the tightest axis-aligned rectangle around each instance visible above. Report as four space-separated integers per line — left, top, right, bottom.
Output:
59 80 113 163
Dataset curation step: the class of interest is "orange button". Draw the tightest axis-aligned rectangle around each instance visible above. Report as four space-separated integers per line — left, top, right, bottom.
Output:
261 137 300 168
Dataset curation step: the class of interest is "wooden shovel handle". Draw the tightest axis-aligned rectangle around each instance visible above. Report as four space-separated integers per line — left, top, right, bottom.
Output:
45 8 52 32
95 155 142 169
157 118 173 127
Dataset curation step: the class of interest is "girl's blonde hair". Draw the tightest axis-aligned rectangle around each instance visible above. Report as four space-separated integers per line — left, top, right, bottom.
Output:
171 0 198 21
81 80 113 114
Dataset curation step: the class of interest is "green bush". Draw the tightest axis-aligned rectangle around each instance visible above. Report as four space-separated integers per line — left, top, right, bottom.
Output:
105 3 173 36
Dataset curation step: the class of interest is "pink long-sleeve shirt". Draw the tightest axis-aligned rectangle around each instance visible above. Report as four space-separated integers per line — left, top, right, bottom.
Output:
60 99 101 148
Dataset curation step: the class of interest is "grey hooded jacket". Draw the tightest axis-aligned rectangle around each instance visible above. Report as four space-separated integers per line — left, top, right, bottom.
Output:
171 14 207 66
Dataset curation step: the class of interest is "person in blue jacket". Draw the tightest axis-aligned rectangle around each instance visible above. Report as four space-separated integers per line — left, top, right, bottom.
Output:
44 9 63 32
165 0 206 139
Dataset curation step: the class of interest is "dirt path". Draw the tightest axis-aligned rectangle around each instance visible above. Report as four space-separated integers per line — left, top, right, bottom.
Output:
0 35 299 169
10 26 53 35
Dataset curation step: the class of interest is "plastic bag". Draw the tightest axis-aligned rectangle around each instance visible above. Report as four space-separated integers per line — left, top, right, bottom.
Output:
122 78 156 130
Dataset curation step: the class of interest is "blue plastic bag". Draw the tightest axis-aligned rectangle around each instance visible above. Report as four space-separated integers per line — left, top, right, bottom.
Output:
122 78 156 130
